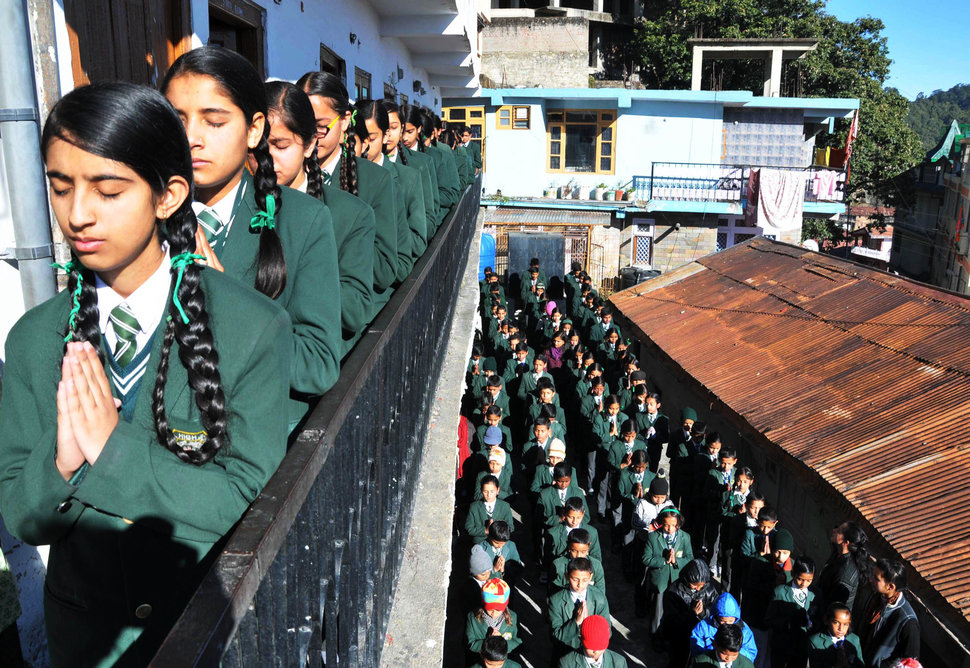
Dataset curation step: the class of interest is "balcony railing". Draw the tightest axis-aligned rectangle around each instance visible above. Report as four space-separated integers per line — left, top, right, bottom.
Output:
151 177 482 667
632 162 847 205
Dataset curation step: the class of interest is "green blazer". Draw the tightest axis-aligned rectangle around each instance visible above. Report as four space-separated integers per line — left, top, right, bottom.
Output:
464 140 482 171
379 157 415 282
548 587 610 650
455 145 474 189
693 651 754 668
806 631 863 667
547 521 602 561
316 183 376 352
384 157 428 267
464 499 514 541
219 173 340 423
473 466 512 501
0 269 290 667
559 649 627 668
427 142 460 221
642 529 693 592
607 437 647 471
465 609 522 654
537 484 588 528
333 155 399 295
404 147 441 232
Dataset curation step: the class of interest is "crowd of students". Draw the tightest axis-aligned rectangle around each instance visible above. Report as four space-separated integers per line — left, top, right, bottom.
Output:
0 46 480 667
455 262 924 668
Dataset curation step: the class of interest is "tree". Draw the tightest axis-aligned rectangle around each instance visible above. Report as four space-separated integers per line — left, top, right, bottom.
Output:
906 84 970 150
631 2 923 207
801 217 845 244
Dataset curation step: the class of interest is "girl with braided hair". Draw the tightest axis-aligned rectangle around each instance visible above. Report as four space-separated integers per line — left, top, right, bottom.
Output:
0 82 289 666
163 47 341 428
297 71 399 313
354 99 428 273
382 99 440 238
264 81 375 353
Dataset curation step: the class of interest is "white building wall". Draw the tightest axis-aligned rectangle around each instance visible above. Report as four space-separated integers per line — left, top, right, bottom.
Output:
482 99 724 197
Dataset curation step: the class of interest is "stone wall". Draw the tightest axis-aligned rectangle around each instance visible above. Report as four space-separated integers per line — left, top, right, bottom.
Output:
481 17 589 88
650 218 719 273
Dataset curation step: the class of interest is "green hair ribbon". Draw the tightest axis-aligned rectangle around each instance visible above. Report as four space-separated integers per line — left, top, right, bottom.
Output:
170 252 206 325
51 260 82 343
249 193 277 231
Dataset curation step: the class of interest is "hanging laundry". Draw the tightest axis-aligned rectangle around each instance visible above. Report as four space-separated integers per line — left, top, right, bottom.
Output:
758 168 804 231
744 168 760 227
812 170 839 201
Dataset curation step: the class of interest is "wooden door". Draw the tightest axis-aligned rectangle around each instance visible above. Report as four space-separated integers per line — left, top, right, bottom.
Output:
64 0 191 88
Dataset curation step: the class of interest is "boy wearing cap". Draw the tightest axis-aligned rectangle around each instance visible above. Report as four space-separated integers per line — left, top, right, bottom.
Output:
471 635 522 668
548 559 611 657
474 407 513 454
465 578 522 657
693 622 756 668
474 447 512 501
743 527 794 630
530 438 572 494
558 614 628 667
549 528 606 597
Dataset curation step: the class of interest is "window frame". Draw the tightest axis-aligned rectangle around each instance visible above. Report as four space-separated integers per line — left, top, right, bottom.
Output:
546 108 616 175
354 66 371 101
497 105 531 130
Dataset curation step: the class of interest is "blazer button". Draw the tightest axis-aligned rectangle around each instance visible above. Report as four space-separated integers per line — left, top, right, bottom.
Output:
135 604 152 619
56 500 72 514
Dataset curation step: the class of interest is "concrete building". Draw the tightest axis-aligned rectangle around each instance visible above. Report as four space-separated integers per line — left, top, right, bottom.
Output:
930 136 970 294
611 237 970 667
445 87 856 287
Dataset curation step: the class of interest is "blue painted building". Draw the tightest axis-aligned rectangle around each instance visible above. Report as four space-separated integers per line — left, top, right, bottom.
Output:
446 87 857 277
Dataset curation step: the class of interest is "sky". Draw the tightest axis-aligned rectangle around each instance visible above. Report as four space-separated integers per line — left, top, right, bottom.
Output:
824 0 966 99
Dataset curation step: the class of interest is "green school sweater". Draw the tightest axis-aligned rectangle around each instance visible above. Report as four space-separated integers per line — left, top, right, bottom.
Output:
404 148 441 233
465 609 522 654
455 145 474 189
379 157 415 282
559 649 628 668
218 172 341 423
550 555 606 596
548 587 610 650
464 499 515 541
427 142 460 221
333 155 399 295
384 157 429 266
642 529 693 592
315 183 376 351
0 269 290 667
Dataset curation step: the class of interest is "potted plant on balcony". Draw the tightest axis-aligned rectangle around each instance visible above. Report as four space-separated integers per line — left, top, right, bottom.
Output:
603 186 615 201
594 182 608 200
614 181 626 201
543 182 558 198
576 185 590 200
624 186 634 201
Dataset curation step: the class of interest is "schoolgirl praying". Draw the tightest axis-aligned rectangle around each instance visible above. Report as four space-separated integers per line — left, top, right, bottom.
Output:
162 47 341 429
296 71 399 311
351 100 420 281
381 99 439 242
263 80 375 354
0 82 290 667
402 106 460 221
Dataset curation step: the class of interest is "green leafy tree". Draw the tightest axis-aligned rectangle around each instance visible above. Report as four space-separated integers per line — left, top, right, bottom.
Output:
906 84 970 150
631 2 923 208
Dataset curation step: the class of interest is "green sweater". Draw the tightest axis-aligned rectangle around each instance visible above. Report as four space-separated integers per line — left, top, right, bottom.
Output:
388 157 430 259
380 156 417 282
316 183 376 352
548 587 610 650
219 172 341 423
465 609 522 654
427 142 460 221
405 147 442 230
0 269 290 667
642 529 694 592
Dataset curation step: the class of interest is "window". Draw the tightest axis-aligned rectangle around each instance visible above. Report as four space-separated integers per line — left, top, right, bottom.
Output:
717 216 770 251
497 105 530 129
631 220 655 266
399 93 408 106
445 106 486 166
383 82 396 101
354 67 371 101
546 109 616 174
319 43 346 86
207 0 266 79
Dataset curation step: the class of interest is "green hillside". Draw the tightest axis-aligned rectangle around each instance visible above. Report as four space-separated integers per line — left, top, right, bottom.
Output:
907 84 970 151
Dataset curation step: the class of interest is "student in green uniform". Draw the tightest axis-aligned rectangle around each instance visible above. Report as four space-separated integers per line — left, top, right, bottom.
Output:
477 520 522 585
460 125 483 174
163 48 340 429
807 603 863 668
0 82 290 667
465 475 515 542
352 99 424 280
548 558 610 657
263 81 375 354
472 636 522 668
559 615 628 668
548 528 606 597
400 105 445 230
412 108 461 222
382 100 438 246
465 578 522 658
442 127 473 189
642 509 694 637
297 71 399 313
766 556 816 667
693 623 756 668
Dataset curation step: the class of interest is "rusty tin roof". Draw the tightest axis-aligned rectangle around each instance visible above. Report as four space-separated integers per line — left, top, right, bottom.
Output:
611 238 970 625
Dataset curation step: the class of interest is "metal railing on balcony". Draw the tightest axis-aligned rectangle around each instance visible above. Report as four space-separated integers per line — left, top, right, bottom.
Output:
151 177 482 667
632 162 847 205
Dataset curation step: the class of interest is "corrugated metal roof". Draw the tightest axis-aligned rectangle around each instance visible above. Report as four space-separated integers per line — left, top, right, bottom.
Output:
484 207 611 224
611 238 970 625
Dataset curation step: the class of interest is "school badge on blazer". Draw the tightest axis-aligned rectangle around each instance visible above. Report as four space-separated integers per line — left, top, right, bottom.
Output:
172 429 207 451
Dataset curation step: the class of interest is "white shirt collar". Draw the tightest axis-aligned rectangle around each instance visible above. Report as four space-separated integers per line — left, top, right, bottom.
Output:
321 151 341 178
295 177 309 194
569 589 587 604
374 153 385 167
96 244 171 355
192 178 244 231
387 150 398 163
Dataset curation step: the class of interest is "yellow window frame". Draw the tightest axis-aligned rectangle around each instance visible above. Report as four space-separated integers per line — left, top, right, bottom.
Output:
496 105 530 130
546 109 616 175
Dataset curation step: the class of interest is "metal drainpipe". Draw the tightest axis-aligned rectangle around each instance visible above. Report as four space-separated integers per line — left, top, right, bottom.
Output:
0 0 56 309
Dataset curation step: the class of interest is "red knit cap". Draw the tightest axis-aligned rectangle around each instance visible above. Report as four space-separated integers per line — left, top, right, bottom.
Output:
580 614 610 650
481 578 510 612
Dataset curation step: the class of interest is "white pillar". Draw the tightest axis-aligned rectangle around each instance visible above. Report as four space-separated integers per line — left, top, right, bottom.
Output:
768 48 783 97
691 48 703 91
594 0 605 12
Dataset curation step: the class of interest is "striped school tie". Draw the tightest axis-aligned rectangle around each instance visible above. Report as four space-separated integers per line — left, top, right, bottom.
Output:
110 303 140 367
322 170 332 186
196 208 224 242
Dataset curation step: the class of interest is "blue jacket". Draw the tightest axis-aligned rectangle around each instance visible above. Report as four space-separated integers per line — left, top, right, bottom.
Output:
689 593 758 662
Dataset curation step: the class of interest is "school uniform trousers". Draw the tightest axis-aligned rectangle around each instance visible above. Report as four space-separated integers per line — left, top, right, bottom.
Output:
0 269 290 667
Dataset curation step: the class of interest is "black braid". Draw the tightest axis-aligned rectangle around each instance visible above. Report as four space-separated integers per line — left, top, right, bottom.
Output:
151 201 229 465
340 135 359 197
251 138 287 299
61 265 104 365
397 142 409 165
305 155 324 199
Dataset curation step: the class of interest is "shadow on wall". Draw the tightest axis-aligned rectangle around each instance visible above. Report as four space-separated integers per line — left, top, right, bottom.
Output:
2 518 48 667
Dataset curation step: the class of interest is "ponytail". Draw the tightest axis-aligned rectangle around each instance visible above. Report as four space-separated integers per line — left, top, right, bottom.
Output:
340 133 359 196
